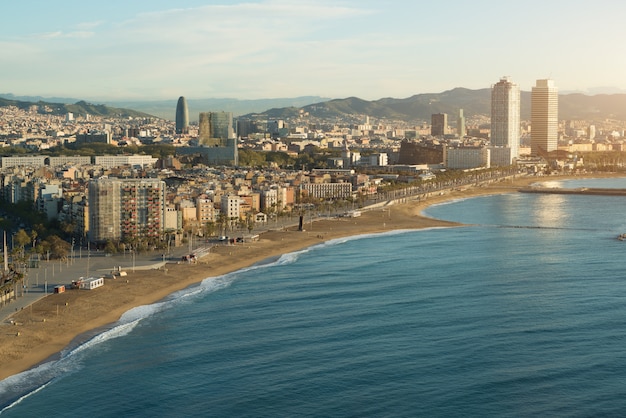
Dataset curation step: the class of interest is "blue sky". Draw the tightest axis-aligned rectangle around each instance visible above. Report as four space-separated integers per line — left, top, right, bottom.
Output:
2 0 625 101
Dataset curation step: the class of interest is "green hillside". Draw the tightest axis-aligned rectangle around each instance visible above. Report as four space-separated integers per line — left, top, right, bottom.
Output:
0 98 153 118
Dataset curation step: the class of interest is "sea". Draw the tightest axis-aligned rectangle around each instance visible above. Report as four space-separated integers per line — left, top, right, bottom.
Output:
2 177 626 417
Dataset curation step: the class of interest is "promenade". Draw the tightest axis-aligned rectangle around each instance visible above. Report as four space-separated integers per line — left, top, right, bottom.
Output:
0 245 199 322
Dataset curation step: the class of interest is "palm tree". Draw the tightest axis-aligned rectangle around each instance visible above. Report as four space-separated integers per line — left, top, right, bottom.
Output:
246 213 255 234
204 221 216 238
216 213 228 236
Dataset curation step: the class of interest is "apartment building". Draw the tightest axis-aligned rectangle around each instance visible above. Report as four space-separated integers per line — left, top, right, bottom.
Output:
88 178 166 243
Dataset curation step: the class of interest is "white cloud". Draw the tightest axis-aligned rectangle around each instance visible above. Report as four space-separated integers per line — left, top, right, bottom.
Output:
30 31 94 40
74 21 104 31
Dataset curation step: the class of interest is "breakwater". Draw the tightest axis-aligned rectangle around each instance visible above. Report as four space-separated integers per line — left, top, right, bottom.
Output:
519 187 626 196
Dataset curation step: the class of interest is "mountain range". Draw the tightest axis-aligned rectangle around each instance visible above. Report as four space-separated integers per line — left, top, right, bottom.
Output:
3 89 626 122
0 95 151 119
246 88 626 122
0 94 331 121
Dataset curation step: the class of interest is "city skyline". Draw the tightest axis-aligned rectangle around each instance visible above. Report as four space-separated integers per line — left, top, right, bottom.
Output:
3 1 626 102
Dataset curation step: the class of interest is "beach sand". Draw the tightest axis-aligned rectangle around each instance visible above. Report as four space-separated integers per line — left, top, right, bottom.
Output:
0 174 611 381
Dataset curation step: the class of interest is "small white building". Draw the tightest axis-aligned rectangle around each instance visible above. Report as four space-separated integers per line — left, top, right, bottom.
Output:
73 276 104 290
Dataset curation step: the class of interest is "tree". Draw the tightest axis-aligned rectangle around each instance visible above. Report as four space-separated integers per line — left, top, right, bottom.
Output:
216 212 228 236
294 154 314 170
30 230 38 250
266 151 294 167
204 221 216 238
246 213 255 233
43 235 70 260
238 149 266 167
104 240 118 254
14 229 30 258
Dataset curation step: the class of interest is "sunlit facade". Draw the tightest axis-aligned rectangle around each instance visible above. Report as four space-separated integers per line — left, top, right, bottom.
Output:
88 178 166 243
531 79 558 156
491 76 520 163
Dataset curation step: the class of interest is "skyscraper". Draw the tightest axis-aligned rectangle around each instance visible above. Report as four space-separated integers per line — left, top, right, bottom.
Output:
431 113 447 136
198 111 235 146
491 76 521 163
457 109 466 138
180 111 239 165
531 79 558 156
175 96 189 134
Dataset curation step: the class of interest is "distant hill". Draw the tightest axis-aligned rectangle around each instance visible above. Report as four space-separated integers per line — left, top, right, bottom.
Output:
0 93 80 104
243 88 626 122
103 96 332 121
0 96 152 119
5 89 626 123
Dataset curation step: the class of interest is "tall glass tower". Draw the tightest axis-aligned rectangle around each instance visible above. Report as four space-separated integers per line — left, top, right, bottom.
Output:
531 79 558 156
491 77 520 162
198 111 235 146
175 96 189 134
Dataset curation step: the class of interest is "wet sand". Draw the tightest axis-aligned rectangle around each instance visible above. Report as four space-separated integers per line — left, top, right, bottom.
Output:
0 174 614 381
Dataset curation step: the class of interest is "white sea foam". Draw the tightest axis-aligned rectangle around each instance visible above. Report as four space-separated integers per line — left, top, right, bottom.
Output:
0 312 146 412
0 299 165 411
66 320 140 358
0 378 51 414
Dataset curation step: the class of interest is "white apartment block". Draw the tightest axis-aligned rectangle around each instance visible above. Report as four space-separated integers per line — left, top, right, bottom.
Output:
444 146 491 170
261 189 278 212
301 182 353 200
164 206 181 231
359 153 388 167
1 155 47 168
48 156 92 167
93 154 158 169
221 194 242 220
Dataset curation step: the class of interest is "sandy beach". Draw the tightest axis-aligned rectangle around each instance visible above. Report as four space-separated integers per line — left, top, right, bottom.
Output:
0 174 614 381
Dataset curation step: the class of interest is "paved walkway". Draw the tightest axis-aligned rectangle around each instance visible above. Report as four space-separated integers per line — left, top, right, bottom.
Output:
0 244 202 322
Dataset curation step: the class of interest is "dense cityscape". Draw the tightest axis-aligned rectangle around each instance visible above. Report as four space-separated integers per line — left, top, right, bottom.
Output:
0 77 626 262
7 0 626 414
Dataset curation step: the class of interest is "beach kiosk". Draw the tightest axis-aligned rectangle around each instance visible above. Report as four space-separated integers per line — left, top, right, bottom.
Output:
72 276 104 290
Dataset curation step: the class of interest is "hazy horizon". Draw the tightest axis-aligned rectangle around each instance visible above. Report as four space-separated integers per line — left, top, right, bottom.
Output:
3 85 626 108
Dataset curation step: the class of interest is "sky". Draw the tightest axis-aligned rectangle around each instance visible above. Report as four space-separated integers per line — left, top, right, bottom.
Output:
2 0 626 101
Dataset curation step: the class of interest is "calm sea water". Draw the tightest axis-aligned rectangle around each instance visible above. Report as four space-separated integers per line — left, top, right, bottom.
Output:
3 177 626 417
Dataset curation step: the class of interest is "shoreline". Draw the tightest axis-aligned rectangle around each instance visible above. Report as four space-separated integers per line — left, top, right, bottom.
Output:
0 173 620 382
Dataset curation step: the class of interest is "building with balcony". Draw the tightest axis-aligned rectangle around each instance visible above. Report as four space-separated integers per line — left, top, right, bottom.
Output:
88 178 166 244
